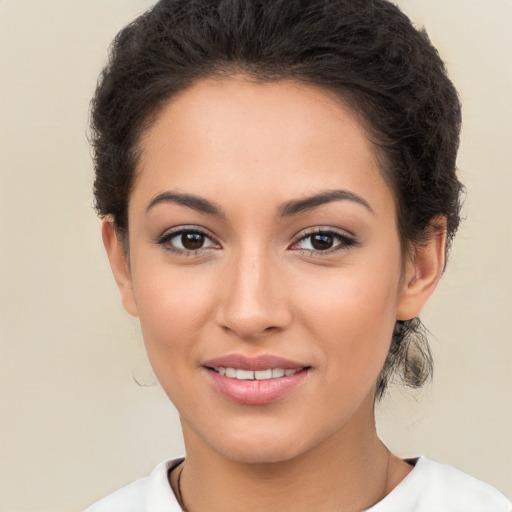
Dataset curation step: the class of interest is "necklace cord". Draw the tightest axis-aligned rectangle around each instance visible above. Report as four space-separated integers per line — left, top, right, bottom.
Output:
169 462 188 512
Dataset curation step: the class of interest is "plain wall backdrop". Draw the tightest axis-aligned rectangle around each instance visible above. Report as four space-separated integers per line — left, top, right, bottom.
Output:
0 0 511 510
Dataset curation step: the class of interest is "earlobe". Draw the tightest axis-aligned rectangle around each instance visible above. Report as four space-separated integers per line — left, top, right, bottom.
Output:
397 218 447 321
101 219 139 317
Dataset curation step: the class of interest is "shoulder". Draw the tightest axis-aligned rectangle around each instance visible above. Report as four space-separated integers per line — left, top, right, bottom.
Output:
415 458 512 511
83 459 184 512
370 457 512 512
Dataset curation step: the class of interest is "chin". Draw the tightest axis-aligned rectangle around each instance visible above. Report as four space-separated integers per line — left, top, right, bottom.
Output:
215 437 307 465
193 415 333 465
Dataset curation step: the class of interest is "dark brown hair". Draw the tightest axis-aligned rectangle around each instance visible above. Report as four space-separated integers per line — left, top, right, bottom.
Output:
90 0 463 398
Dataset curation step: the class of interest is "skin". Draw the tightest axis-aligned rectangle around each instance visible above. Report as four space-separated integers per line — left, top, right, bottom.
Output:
103 77 446 511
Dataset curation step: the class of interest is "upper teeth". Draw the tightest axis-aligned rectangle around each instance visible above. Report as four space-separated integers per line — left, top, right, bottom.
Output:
214 367 298 380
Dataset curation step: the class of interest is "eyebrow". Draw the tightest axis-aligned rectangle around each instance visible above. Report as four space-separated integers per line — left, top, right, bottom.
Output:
279 189 374 217
145 188 374 218
146 191 224 217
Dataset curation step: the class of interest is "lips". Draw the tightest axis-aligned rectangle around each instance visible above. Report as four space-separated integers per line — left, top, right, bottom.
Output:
203 354 306 371
213 367 298 380
203 354 310 405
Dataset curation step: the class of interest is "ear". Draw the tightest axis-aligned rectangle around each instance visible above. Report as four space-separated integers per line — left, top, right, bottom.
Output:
397 217 447 321
102 219 139 317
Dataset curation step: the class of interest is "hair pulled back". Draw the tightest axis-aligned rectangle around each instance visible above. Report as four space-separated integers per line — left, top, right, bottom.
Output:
90 0 463 398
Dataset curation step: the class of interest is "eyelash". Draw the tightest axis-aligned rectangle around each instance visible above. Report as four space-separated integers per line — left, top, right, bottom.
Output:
155 227 358 256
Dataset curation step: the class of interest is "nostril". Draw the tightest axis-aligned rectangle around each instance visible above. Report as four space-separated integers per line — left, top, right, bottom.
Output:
220 322 284 340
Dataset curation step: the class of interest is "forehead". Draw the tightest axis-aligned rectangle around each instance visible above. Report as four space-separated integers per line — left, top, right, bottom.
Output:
133 76 394 217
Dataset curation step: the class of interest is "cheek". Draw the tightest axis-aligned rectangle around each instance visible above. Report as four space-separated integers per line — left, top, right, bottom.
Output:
131 263 216 370
294 259 401 381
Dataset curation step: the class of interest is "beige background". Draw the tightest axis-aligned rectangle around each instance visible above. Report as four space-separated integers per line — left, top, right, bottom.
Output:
0 0 511 510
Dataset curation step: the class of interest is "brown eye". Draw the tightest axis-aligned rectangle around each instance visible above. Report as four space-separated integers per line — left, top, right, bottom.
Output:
181 232 205 250
310 233 334 250
157 228 218 253
293 230 357 254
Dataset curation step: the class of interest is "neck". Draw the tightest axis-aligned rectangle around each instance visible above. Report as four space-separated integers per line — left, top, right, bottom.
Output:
174 396 408 512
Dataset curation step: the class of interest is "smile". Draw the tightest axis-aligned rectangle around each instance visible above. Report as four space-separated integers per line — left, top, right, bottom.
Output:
212 367 298 380
202 354 310 405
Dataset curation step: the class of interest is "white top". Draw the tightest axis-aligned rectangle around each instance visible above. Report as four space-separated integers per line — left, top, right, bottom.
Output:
84 457 512 512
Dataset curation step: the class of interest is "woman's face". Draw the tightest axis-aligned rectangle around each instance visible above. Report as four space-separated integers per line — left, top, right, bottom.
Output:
107 77 430 463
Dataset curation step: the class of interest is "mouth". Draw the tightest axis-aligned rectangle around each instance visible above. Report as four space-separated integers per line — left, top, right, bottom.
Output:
210 367 302 380
202 355 311 405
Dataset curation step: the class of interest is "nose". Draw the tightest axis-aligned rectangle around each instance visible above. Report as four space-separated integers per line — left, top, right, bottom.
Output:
215 247 293 340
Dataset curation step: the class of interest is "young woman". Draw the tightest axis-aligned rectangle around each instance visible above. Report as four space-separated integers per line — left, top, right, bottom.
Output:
85 0 511 510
